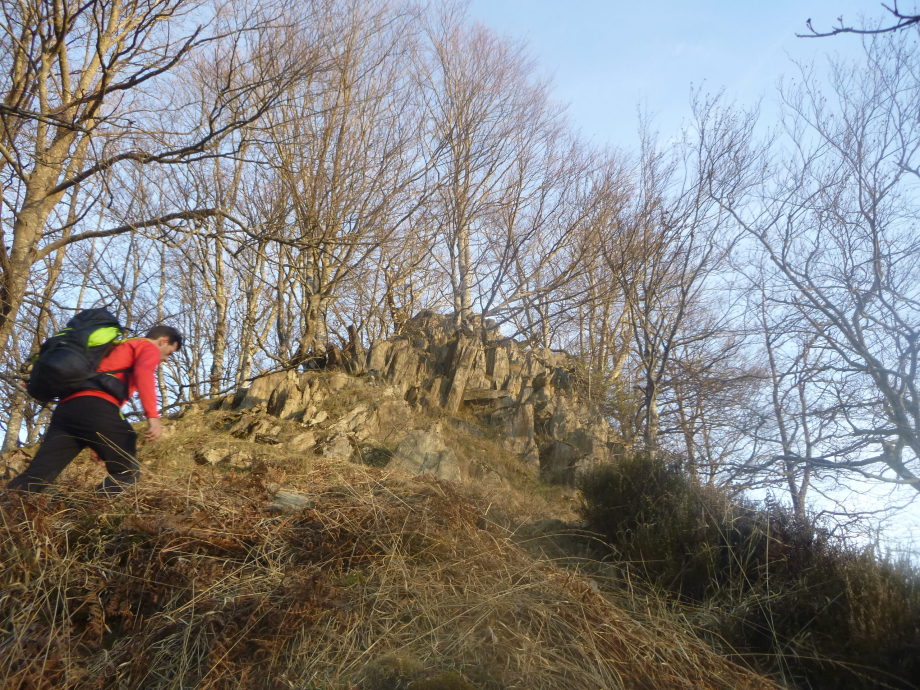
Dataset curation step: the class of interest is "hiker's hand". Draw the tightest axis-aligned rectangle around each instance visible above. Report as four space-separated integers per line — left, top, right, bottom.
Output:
145 418 162 443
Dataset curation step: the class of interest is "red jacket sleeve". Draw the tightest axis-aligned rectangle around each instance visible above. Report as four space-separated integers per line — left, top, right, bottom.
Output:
129 342 161 418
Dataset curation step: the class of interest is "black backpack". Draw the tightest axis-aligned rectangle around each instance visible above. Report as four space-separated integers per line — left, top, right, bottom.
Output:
27 309 129 403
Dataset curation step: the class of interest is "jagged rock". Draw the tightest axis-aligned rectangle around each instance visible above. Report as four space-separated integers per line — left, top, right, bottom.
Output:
472 461 503 487
444 335 481 412
549 398 583 440
522 446 541 469
513 403 535 445
229 415 274 440
268 490 315 512
330 405 370 433
306 410 328 426
180 402 205 418
486 346 510 387
236 311 613 484
420 376 446 408
288 431 316 452
238 370 309 414
321 434 355 461
541 441 580 484
194 448 229 466
374 399 412 443
464 388 510 402
390 430 461 482
386 341 422 394
366 340 390 373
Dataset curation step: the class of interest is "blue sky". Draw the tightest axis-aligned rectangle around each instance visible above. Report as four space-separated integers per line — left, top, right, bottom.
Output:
467 0 894 149
465 0 920 549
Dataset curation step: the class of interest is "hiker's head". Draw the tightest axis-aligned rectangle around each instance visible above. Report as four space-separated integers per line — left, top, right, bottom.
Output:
145 325 183 363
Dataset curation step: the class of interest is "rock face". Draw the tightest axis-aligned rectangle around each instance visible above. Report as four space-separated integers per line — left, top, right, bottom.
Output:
391 430 461 482
231 310 612 485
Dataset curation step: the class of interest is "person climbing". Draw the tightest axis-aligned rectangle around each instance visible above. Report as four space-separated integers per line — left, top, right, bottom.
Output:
6 324 183 496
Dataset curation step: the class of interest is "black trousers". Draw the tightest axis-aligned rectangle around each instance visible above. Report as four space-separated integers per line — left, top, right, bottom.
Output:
6 397 139 495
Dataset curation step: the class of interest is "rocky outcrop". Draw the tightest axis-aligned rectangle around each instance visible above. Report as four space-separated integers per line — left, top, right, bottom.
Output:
228 310 612 485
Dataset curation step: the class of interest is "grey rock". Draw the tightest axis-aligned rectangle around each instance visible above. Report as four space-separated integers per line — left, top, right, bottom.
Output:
463 388 511 402
374 399 412 443
306 410 328 426
390 430 461 482
288 431 316 452
229 416 274 440
238 370 311 417
330 405 370 433
194 448 229 465
322 434 355 461
444 335 481 412
268 490 316 512
541 441 581 485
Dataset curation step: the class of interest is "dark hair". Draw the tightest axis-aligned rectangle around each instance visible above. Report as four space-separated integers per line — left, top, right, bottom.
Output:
146 325 183 350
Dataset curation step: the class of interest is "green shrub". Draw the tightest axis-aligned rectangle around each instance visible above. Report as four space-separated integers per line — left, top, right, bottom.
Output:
577 453 920 689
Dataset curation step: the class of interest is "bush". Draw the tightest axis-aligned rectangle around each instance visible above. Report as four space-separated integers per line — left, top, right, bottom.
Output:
577 453 920 689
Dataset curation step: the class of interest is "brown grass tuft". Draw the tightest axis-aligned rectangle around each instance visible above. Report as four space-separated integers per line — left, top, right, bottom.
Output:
1 421 777 690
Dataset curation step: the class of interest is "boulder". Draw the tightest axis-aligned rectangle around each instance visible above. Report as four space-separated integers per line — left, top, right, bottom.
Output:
321 434 355 462
541 441 580 485
329 405 371 433
288 431 316 452
390 430 461 482
471 461 503 488
194 448 229 466
386 341 421 394
374 399 412 443
238 370 310 417
229 415 275 440
268 490 315 512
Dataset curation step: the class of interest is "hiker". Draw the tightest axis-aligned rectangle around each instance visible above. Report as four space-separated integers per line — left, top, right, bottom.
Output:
6 325 182 496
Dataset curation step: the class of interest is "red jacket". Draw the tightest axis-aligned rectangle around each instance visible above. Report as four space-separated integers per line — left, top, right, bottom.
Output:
64 339 161 418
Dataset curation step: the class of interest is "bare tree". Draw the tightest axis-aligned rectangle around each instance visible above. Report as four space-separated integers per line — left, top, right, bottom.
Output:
0 0 314 358
249 0 429 367
706 33 920 492
607 115 738 458
420 3 559 326
802 2 920 37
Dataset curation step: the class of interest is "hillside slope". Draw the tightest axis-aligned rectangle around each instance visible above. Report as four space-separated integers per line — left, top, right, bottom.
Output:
0 379 777 690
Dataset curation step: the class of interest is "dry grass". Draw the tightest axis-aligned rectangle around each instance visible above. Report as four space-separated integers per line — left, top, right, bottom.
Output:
0 414 778 690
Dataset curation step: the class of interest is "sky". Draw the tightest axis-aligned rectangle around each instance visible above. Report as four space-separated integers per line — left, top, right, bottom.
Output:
467 0 895 149
465 0 920 552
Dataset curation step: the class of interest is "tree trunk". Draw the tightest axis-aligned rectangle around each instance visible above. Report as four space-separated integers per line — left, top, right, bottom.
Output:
1 389 26 452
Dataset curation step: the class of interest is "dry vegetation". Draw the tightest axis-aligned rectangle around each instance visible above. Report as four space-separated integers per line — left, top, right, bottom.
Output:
0 413 777 690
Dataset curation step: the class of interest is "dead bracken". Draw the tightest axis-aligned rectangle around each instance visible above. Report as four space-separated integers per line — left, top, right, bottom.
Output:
0 435 775 690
